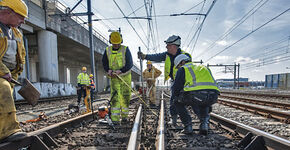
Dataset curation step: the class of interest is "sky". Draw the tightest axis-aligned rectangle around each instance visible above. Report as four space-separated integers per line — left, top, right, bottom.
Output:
59 0 290 83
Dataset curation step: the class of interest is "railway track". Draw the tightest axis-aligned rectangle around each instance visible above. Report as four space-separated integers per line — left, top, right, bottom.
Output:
219 94 290 109
1 90 290 149
222 90 290 99
218 98 290 123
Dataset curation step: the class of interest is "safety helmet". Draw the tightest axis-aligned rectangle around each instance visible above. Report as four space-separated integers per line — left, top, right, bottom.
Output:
109 32 122 44
146 61 152 65
164 35 181 46
174 54 190 67
82 67 87 71
89 74 93 78
0 0 28 18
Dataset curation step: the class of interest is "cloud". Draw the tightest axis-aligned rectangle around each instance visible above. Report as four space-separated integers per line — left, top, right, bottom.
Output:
216 40 228 46
213 55 231 60
235 56 260 64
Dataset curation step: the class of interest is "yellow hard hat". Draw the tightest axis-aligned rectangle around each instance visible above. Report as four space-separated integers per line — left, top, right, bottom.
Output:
82 67 87 71
109 32 122 44
0 0 28 18
89 74 93 78
147 61 152 65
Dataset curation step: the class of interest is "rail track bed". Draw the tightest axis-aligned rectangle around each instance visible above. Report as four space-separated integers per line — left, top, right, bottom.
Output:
1 89 289 149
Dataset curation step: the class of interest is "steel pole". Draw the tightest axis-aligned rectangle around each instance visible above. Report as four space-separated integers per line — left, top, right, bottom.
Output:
87 0 95 119
139 47 145 99
23 37 30 80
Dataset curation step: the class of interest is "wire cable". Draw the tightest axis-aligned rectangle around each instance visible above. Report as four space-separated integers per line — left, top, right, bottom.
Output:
205 7 290 62
112 0 149 49
195 0 268 59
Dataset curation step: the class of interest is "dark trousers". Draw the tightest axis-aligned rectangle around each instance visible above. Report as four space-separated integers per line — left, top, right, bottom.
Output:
77 87 86 103
175 89 219 127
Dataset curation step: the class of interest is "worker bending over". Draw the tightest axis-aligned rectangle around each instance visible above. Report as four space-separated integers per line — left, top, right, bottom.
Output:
172 54 220 135
77 67 90 107
102 31 133 124
138 35 191 127
142 61 161 107
0 0 28 142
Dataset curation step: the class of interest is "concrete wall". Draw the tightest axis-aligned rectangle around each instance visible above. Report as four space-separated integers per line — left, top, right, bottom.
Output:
14 82 77 100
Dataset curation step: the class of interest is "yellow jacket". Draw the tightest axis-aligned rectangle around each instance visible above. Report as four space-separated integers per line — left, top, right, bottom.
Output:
0 27 26 80
143 66 161 85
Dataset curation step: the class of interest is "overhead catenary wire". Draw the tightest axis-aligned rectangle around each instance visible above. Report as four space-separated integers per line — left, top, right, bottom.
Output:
205 7 290 62
112 0 149 49
194 0 269 59
126 0 148 44
183 0 205 48
187 0 217 55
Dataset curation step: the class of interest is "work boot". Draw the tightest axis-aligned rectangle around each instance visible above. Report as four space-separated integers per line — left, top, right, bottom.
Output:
6 132 27 142
199 122 209 135
169 115 178 127
181 125 193 135
122 118 128 123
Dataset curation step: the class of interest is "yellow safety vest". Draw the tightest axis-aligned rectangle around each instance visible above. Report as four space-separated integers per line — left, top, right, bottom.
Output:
183 62 220 92
77 73 90 85
106 45 131 75
0 27 26 80
164 50 190 82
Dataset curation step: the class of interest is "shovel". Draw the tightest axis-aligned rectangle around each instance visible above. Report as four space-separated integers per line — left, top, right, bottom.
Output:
11 78 41 106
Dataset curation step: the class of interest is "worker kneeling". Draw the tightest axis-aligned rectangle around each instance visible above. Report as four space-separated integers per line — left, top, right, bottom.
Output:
171 54 220 135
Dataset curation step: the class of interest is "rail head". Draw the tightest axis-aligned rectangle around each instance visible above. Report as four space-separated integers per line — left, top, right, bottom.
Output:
127 104 143 150
156 99 165 150
210 113 290 149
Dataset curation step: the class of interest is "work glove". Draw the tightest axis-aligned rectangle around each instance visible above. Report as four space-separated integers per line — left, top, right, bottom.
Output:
2 73 12 82
137 51 146 60
108 70 113 77
115 70 122 75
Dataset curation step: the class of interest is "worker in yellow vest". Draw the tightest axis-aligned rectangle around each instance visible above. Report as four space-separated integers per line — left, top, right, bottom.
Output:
138 35 191 126
142 61 161 107
172 54 220 135
77 67 90 107
102 32 133 124
0 0 28 142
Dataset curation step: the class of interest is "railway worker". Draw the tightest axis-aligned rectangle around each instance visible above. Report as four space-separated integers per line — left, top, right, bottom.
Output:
89 74 95 90
0 0 29 142
172 54 220 135
77 67 90 107
142 61 161 107
138 35 191 127
102 31 133 124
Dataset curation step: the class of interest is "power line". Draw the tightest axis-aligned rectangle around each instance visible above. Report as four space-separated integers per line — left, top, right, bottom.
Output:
195 0 268 59
187 0 217 55
205 7 290 62
112 0 149 49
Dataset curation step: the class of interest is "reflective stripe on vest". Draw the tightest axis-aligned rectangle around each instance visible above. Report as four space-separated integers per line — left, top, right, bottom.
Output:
164 50 190 82
183 63 219 91
78 73 90 85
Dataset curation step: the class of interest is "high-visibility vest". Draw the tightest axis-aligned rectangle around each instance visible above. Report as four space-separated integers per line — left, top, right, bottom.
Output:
106 45 131 75
0 27 26 79
77 73 90 85
164 50 190 82
183 62 220 92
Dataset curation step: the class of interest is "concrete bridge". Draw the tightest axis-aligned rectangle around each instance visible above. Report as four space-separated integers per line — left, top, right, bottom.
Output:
15 0 140 98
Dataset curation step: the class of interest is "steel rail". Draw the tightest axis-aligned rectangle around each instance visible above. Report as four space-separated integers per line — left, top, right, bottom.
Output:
156 99 165 150
0 111 97 150
15 95 77 105
222 91 290 99
218 98 290 123
210 113 290 149
127 104 143 150
220 94 290 109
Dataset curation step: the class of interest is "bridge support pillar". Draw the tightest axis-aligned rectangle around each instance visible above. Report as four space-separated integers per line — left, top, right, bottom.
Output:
37 30 59 82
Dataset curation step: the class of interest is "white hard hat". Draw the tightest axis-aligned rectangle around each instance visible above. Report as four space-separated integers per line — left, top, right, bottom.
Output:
174 54 190 67
164 35 181 46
